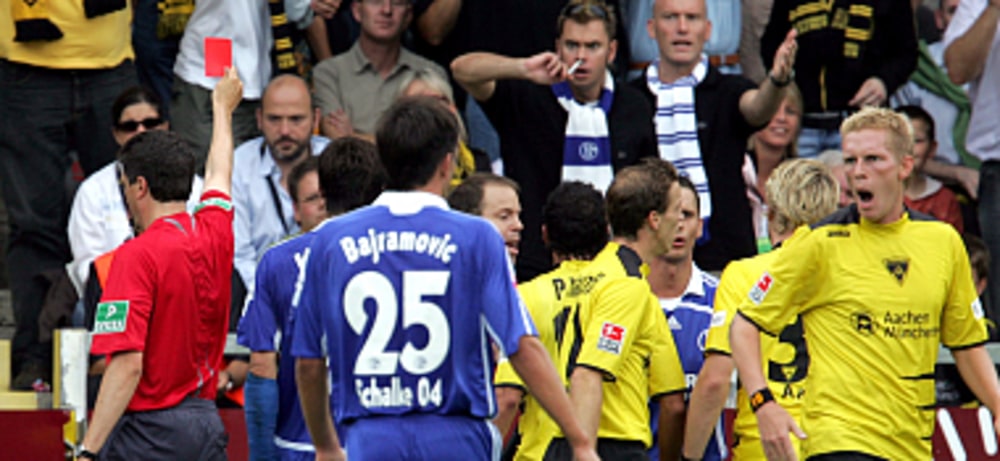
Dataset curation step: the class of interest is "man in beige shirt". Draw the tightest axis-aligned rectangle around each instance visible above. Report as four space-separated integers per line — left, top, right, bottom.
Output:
312 0 445 139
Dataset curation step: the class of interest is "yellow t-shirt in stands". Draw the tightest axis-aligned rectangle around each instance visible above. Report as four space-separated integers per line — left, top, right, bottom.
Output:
0 0 133 68
494 260 590 461
738 208 986 460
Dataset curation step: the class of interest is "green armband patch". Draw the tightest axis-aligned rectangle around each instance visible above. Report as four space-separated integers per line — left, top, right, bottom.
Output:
94 301 129 334
194 197 233 213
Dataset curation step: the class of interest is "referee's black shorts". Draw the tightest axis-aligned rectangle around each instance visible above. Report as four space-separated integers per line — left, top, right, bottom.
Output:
543 437 646 461
102 397 228 461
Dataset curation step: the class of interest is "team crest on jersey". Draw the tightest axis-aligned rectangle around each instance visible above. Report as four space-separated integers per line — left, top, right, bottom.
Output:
597 322 625 355
748 272 773 304
94 301 129 334
883 258 910 285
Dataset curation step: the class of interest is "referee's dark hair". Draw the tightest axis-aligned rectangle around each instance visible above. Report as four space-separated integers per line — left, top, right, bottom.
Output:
543 181 608 260
376 96 459 191
318 137 386 215
118 130 195 202
448 173 520 216
606 157 680 239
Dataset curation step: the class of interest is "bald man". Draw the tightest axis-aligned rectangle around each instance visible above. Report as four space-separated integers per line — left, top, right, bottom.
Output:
232 75 331 292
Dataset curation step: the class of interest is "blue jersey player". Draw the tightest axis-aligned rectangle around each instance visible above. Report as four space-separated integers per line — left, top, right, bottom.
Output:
291 97 598 461
646 177 723 461
237 138 386 461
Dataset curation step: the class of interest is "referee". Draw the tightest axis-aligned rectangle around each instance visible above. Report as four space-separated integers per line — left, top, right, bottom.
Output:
79 69 243 460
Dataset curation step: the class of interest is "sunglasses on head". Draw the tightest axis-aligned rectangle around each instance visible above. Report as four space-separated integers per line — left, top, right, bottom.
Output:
560 2 608 19
116 117 164 132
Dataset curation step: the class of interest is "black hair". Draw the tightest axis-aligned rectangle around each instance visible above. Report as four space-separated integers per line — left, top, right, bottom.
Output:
111 86 163 123
376 96 459 190
118 131 195 202
543 181 608 259
896 105 936 143
288 156 320 204
318 137 387 214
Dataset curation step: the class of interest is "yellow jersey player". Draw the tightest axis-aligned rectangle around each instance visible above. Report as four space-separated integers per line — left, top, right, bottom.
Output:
732 107 1000 461
682 159 840 461
493 181 610 461
544 158 688 460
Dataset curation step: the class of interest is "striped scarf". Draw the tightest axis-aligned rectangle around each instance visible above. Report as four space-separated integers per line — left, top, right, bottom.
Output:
553 73 616 194
647 58 711 218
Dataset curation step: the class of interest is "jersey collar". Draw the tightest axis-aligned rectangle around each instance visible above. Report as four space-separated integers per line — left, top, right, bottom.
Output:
373 191 450 216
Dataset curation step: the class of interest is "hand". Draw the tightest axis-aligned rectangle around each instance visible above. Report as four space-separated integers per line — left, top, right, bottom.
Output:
770 28 798 83
955 165 980 199
216 370 231 393
755 402 806 461
212 67 243 114
848 77 887 108
311 0 342 19
321 110 355 139
315 446 347 461
571 443 600 461
521 52 568 86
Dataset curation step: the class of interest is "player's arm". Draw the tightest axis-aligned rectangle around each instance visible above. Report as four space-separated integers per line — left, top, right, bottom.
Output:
682 353 734 459
493 385 525 439
509 336 598 461
296 358 346 461
203 67 243 197
731 314 804 461
567 365 603 442
952 346 1000 432
451 51 567 102
657 392 686 461
80 351 143 453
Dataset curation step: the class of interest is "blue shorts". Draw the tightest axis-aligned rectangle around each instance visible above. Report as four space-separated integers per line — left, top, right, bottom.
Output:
343 414 501 460
277 445 314 461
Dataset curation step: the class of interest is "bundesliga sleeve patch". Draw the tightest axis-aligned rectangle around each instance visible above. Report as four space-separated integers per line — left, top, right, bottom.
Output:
597 322 625 355
94 301 130 334
748 272 773 305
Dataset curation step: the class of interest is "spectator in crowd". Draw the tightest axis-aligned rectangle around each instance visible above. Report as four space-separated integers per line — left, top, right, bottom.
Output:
684 158 839 461
313 0 446 140
945 0 1000 325
738 0 773 83
624 0 743 80
817 149 854 208
891 0 979 199
967 233 991 298
132 0 190 120
292 97 598 461
171 0 316 171
898 105 963 233
452 0 657 281
645 176 721 461
286 158 327 234
67 87 203 299
763 0 918 158
546 157 687 460
232 75 329 295
79 68 241 461
238 137 385 461
491 181 609 461
447 174 524 263
0 0 137 388
743 83 803 253
398 69 492 186
731 107 999 461
636 0 797 272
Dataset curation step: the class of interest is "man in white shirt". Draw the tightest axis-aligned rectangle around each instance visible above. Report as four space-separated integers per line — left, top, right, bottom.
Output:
231 75 329 293
944 0 1000 329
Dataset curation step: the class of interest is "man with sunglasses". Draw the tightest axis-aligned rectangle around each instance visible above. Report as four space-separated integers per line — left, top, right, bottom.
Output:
313 0 446 140
452 0 657 283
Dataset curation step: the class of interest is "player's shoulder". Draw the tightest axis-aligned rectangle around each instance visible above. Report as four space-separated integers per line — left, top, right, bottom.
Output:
260 231 314 262
810 204 859 230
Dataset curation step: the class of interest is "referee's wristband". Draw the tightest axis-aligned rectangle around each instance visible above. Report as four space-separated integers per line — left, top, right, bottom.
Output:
749 387 775 413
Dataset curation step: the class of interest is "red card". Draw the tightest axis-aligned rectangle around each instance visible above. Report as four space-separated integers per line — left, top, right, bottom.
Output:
204 37 232 77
